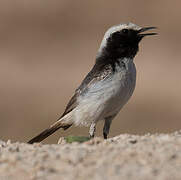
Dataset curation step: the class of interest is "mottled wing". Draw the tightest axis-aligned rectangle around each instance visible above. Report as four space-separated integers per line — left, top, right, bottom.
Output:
59 63 112 119
60 93 78 118
28 63 113 144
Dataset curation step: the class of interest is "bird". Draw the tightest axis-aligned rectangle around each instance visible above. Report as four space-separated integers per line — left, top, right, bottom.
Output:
28 22 157 144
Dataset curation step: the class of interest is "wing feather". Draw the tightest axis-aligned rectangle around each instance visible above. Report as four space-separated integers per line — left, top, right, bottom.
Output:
59 63 112 119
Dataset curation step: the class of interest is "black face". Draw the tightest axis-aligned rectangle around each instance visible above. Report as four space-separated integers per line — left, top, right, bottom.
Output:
96 26 156 70
105 28 142 59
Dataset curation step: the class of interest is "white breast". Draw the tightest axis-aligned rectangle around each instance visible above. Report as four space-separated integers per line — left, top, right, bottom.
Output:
73 58 136 126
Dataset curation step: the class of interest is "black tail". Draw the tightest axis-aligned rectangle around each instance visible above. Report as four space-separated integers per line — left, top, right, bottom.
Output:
28 123 72 144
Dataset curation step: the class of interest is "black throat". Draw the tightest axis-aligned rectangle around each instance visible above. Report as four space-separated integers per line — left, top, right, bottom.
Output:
95 44 138 72
94 28 141 73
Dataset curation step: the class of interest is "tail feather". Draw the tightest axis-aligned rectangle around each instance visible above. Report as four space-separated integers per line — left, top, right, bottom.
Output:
28 120 72 144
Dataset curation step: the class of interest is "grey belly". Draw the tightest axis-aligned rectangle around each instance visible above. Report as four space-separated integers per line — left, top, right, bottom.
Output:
86 67 136 119
103 72 136 118
75 62 136 126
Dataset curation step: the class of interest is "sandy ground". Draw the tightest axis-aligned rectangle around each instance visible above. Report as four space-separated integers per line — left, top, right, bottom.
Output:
0 132 181 180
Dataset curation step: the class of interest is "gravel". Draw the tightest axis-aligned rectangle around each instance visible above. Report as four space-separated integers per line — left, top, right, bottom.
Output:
0 132 181 180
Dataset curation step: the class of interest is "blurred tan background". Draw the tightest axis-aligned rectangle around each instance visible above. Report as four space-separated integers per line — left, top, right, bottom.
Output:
0 0 181 143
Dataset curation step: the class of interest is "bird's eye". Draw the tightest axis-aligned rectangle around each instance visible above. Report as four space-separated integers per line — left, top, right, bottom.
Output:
122 29 129 34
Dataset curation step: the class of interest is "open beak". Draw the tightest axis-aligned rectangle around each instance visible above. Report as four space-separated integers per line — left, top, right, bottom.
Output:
138 27 157 37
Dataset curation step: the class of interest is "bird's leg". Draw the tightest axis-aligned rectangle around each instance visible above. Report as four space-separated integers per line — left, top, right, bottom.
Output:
103 116 114 139
89 122 96 138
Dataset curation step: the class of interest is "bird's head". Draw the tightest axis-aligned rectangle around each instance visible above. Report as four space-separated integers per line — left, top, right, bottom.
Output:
97 23 157 59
